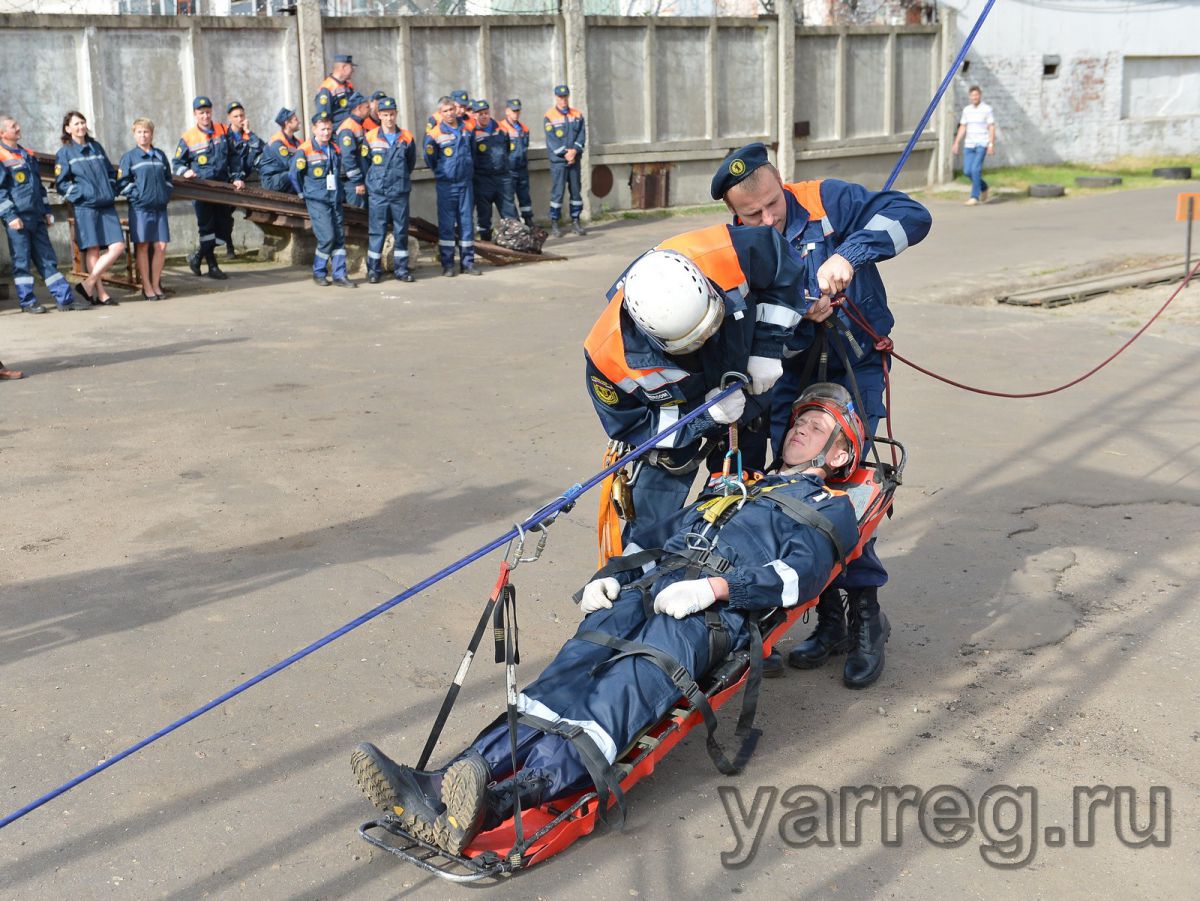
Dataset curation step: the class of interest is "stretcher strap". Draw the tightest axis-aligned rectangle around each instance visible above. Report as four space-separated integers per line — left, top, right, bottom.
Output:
516 712 627 832
416 565 510 771
578 624 757 777
498 583 527 860
752 492 848 569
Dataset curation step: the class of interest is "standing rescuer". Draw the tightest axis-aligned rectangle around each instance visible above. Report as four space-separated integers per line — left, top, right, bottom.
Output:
711 142 932 687
498 98 533 226
362 96 417 284
174 96 245 281
544 83 586 237
0 115 76 313
336 92 371 210
315 54 357 129
425 95 479 277
290 111 355 289
470 99 516 243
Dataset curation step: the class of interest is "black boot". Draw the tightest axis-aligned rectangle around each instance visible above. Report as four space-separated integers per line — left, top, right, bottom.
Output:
433 750 492 855
350 742 444 846
787 588 850 669
481 768 551 832
479 230 492 243
842 588 891 689
187 252 202 276
571 219 587 236
522 215 534 227
550 222 563 238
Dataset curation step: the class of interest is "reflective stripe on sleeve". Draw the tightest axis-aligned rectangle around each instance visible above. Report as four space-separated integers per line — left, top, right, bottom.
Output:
864 213 909 255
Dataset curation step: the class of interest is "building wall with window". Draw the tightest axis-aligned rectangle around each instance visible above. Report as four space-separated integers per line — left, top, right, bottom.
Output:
942 0 1200 164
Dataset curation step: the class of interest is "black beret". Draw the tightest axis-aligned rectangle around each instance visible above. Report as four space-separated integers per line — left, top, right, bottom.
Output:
710 142 771 200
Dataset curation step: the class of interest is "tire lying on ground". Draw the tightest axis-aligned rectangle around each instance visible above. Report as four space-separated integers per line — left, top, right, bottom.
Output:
1075 175 1123 187
1152 166 1193 180
1029 183 1066 198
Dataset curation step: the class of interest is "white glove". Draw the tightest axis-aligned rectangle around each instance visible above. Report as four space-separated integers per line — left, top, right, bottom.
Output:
653 579 717 619
705 386 746 425
580 577 620 614
746 356 783 395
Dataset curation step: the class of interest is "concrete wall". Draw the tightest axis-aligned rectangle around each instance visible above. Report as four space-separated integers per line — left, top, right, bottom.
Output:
0 5 943 256
945 0 1200 165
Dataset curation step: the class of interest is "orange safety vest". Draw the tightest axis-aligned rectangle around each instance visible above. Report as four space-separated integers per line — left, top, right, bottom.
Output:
783 180 834 235
584 224 746 393
180 122 229 154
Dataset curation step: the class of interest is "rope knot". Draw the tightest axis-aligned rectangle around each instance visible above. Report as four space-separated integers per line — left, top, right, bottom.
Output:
874 337 894 353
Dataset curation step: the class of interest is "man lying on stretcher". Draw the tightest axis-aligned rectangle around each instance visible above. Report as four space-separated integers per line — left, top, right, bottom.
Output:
351 383 863 856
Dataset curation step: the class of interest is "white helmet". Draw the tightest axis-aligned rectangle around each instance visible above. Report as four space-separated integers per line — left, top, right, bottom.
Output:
622 250 724 355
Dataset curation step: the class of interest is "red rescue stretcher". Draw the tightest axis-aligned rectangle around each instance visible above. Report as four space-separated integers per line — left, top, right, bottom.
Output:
358 437 905 882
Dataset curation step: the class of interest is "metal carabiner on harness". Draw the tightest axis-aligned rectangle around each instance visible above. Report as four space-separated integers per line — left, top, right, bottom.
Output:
506 521 549 570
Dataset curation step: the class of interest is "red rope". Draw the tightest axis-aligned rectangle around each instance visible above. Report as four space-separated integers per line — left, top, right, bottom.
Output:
835 260 1200 401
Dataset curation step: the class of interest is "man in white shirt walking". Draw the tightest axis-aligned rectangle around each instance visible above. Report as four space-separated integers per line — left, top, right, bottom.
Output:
951 85 995 205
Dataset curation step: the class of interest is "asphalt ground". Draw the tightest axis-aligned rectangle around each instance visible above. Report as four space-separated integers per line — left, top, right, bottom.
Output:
2 184 1198 899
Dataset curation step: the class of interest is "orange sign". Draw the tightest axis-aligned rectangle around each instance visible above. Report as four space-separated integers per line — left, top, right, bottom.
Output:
1177 193 1200 221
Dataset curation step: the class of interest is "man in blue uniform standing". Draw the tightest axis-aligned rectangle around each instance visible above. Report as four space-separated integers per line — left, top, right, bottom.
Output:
336 92 371 210
220 100 264 257
174 96 245 280
362 97 417 284
498 99 533 226
315 54 357 129
257 108 302 194
350 384 863 856
0 115 76 313
470 99 516 243
710 142 931 687
290 112 356 289
424 96 479 277
584 223 810 547
544 84 586 237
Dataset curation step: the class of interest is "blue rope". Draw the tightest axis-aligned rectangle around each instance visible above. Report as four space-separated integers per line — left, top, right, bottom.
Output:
4 3 1003 831
0 381 745 830
883 0 998 192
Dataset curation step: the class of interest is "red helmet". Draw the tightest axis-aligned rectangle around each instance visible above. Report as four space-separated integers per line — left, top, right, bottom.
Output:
787 382 865 479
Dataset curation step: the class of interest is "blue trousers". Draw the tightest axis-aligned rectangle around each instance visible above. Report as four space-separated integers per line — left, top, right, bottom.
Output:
307 199 347 279
511 168 532 222
624 460 697 551
549 162 582 222
192 200 219 257
367 194 410 276
471 587 748 798
962 145 989 200
474 173 516 236
768 344 889 590
435 180 475 268
5 219 73 307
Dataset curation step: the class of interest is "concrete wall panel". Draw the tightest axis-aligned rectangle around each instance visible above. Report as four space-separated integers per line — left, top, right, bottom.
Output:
895 33 934 134
794 34 838 140
94 30 189 152
489 25 558 123
326 27 401 102
846 34 887 138
716 26 769 139
410 27 481 129
586 25 647 145
196 28 299 139
0 29 84 152
654 28 709 141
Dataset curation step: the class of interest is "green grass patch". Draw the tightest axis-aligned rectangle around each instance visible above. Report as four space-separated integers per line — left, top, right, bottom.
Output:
922 155 1197 201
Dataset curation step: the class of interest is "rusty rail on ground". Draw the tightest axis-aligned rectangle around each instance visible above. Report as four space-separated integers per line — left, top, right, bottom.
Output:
35 153 561 267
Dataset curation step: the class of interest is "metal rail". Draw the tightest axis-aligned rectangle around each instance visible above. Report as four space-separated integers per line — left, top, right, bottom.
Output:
34 153 562 266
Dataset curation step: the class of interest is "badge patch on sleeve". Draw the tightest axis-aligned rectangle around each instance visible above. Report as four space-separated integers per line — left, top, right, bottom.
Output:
591 376 619 406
